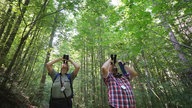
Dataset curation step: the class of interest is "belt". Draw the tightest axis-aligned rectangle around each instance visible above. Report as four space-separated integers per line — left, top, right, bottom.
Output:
52 97 71 100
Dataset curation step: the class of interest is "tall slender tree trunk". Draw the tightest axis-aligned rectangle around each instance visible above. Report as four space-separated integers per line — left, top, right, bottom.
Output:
0 0 13 38
169 28 192 86
37 23 56 102
84 46 88 107
0 0 30 66
2 24 34 87
91 47 96 107
100 50 105 108
169 30 188 63
36 0 63 103
141 50 153 107
0 13 16 50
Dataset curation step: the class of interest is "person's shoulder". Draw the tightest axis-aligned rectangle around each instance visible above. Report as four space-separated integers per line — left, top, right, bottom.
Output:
103 72 112 79
67 72 76 80
48 69 57 75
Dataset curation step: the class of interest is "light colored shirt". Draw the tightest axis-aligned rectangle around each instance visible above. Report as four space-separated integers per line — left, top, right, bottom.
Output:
49 69 76 98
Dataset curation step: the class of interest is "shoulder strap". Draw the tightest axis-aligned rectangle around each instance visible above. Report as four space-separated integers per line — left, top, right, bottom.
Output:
66 73 74 98
53 73 60 82
50 73 60 104
59 75 70 106
118 62 127 75
118 62 130 80
53 73 74 98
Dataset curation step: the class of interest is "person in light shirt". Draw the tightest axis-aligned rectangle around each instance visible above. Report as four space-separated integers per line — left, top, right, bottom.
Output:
46 55 80 108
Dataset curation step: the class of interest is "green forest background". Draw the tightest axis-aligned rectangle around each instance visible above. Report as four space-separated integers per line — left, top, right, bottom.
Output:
0 0 192 108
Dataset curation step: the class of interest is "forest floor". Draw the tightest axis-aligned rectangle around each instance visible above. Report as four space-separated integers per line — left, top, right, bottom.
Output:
0 67 37 108
0 86 36 108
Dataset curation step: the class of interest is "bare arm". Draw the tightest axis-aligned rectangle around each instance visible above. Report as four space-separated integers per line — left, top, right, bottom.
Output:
124 65 138 80
101 58 111 78
69 58 80 76
46 57 63 74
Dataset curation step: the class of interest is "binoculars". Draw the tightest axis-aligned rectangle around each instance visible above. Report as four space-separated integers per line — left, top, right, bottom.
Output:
63 54 69 64
111 54 117 64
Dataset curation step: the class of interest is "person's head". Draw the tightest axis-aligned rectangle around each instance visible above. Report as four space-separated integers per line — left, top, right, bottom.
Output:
61 63 69 74
109 63 118 74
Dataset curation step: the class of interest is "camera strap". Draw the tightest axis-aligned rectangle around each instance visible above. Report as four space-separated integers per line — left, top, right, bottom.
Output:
118 62 127 75
59 75 70 106
53 73 73 98
118 62 130 80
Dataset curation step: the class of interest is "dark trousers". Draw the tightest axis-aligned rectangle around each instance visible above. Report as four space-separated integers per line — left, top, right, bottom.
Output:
49 98 72 108
110 105 115 108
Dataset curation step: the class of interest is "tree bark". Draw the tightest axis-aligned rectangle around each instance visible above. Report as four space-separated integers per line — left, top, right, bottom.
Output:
0 0 13 38
36 0 62 103
169 30 188 63
0 0 30 66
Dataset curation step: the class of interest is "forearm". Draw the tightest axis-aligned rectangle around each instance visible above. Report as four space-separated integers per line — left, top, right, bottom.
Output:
69 59 80 75
102 59 111 70
70 59 80 69
46 57 62 73
47 58 62 66
124 65 138 79
101 58 111 77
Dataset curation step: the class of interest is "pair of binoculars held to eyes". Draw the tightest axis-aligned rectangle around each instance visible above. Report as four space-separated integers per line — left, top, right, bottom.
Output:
111 54 117 64
63 54 69 64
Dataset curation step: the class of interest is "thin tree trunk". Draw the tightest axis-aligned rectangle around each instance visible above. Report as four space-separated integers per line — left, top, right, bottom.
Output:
0 0 13 38
169 30 188 63
36 0 62 103
0 0 30 66
12 28 38 85
169 28 192 86
84 47 88 107
0 12 16 51
2 24 33 87
91 47 96 107
141 50 153 108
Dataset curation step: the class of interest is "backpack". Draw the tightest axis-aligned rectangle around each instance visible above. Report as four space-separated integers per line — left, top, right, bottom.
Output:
53 73 74 98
